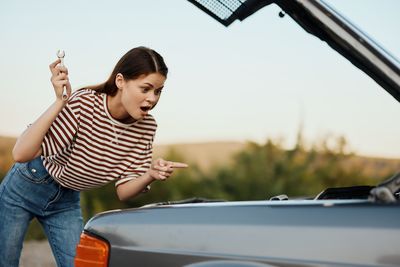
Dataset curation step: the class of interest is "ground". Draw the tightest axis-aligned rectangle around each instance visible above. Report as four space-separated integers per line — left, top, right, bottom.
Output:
20 241 56 267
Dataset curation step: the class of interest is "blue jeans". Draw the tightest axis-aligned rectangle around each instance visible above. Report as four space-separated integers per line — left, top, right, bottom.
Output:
0 157 83 267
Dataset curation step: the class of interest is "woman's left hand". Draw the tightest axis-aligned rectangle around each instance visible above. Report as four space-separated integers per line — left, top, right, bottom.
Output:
149 158 188 181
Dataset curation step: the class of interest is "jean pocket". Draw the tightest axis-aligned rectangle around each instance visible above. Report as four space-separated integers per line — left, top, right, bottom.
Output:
16 158 51 184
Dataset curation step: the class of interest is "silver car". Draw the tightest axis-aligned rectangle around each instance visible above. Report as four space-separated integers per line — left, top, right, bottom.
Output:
74 1 400 266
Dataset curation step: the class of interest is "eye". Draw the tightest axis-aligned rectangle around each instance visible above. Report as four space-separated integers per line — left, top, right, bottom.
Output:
141 87 150 93
154 89 163 96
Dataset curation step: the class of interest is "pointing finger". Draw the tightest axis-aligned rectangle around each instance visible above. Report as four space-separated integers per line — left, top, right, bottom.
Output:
169 161 189 168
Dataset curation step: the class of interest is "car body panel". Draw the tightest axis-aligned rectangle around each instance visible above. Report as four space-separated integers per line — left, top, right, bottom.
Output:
85 200 400 266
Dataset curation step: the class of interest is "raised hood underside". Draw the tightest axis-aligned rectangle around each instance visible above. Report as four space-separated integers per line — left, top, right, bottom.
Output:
187 0 400 102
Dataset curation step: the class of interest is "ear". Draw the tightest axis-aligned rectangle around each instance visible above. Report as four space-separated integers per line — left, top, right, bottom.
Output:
115 73 125 89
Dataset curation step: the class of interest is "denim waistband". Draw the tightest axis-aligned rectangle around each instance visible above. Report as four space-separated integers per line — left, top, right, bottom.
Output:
15 156 54 184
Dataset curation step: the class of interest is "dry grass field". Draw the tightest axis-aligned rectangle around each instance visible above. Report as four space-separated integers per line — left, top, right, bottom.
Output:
0 136 245 174
1 135 399 178
0 135 16 172
153 141 246 172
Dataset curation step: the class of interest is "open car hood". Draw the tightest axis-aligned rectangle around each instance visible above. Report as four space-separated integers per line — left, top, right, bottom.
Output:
187 0 400 102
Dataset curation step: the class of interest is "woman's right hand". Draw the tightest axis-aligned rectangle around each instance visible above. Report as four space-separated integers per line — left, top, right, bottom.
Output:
49 59 71 101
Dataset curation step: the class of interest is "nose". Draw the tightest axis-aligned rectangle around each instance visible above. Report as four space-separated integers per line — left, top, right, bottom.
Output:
146 91 158 104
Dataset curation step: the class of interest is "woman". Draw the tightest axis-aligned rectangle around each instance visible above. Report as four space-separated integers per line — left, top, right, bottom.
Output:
0 46 187 267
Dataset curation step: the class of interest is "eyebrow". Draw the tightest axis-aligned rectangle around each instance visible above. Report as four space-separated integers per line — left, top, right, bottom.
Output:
143 82 155 88
143 82 164 90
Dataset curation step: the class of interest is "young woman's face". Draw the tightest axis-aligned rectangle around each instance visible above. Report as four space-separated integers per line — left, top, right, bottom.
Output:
119 72 166 121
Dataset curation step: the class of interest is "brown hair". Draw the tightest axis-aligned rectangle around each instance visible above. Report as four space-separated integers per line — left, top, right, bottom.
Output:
87 46 168 96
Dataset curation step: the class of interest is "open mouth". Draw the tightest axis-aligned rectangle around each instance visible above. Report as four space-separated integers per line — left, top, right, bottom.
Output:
140 106 151 112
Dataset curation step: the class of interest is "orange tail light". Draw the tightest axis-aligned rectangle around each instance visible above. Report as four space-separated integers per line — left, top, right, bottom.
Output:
75 232 110 267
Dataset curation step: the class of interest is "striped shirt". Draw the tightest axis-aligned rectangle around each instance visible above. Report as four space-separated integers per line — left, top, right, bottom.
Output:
41 89 157 191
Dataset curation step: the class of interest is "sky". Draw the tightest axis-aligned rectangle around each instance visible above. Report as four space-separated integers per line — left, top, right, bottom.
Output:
0 0 399 159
